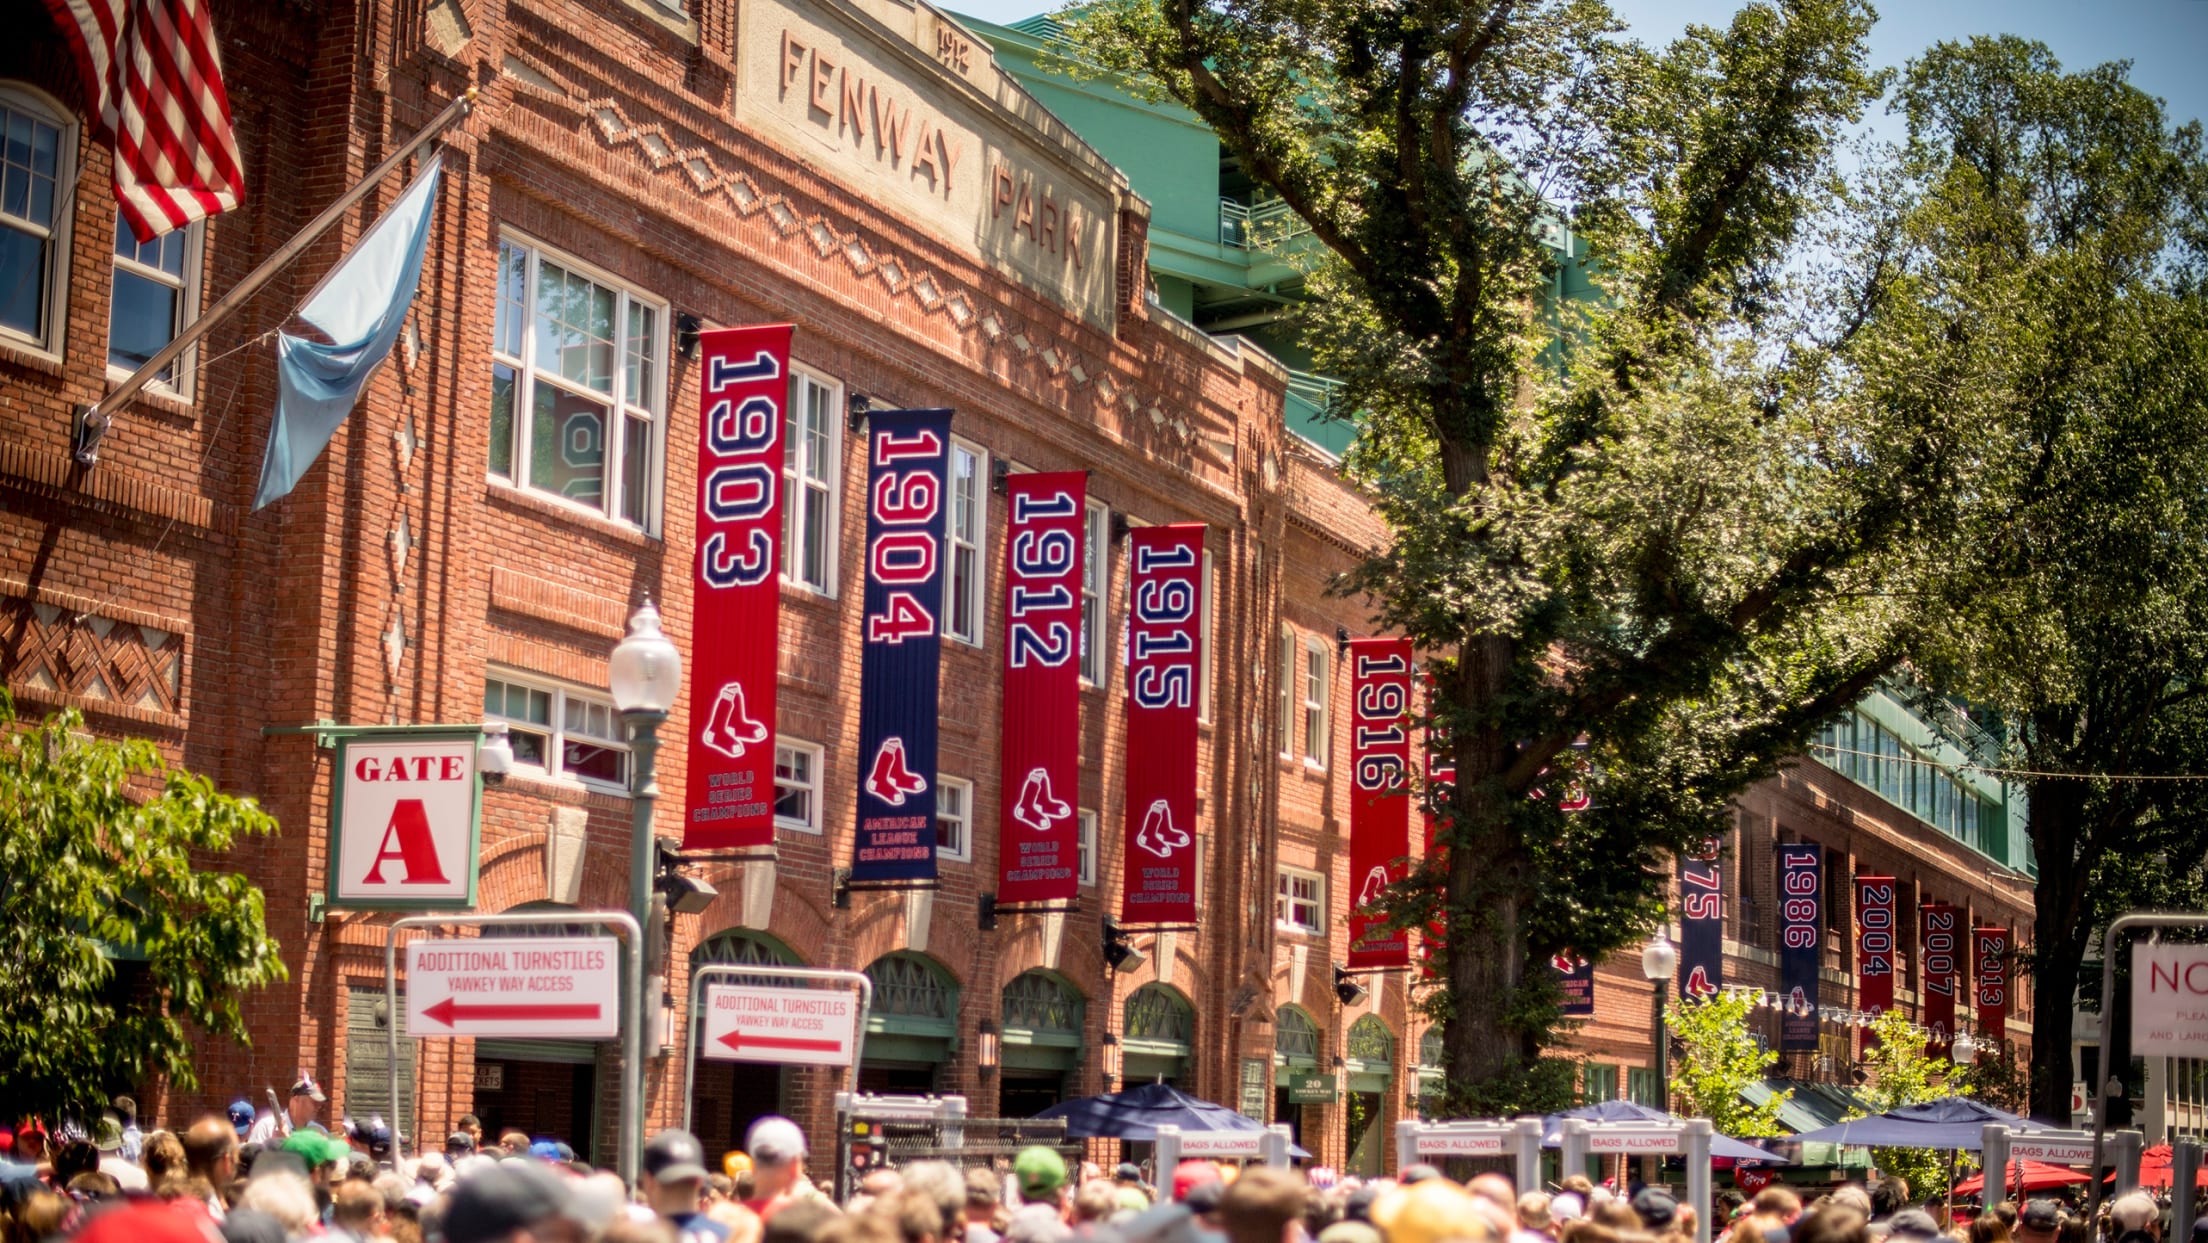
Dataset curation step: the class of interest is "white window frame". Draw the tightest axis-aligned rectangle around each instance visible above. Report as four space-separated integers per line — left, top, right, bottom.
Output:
1077 809 1098 887
106 209 202 399
0 83 75 360
482 667 632 794
945 438 987 646
1197 549 1215 724
774 739 825 834
1303 638 1331 768
1080 500 1109 686
782 366 843 596
487 231 669 532
1275 866 1323 934
936 776 973 863
1278 626 1296 759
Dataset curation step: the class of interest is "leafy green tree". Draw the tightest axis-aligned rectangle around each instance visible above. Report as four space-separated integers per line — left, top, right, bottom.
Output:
1855 1009 1974 1195
1666 993 1788 1137
1060 0 1989 1109
1892 36 2208 1124
0 691 287 1121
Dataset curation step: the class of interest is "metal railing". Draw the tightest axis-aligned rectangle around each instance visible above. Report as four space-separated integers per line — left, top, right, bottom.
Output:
1219 197 1312 249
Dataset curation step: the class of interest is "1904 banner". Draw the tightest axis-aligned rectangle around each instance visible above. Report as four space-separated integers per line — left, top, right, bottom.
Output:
1346 638 1412 968
1779 843 1822 1049
1119 524 1205 925
995 472 1086 904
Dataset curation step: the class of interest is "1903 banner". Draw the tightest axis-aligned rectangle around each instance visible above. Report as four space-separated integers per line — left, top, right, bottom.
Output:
1119 524 1205 925
683 325 792 850
1346 638 1412 968
1856 875 1896 1051
850 409 953 884
1679 838 1723 999
1778 842 1822 1049
995 472 1086 904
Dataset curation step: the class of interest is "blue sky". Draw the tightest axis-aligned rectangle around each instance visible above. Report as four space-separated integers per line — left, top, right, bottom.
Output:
951 0 2208 132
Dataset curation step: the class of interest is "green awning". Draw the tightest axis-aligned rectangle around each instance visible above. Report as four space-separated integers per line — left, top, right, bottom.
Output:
1741 1079 1877 1169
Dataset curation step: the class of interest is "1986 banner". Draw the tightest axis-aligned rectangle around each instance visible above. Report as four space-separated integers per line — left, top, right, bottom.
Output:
1679 838 1724 999
1975 926 2008 1045
1921 901 1960 1057
683 325 792 850
1856 875 1896 1051
995 472 1086 904
850 409 953 884
1120 524 1205 925
1346 638 1412 968
1779 843 1822 1050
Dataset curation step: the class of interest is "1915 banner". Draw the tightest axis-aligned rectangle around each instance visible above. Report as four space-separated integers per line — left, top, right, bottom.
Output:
1779 843 1822 1050
1346 638 1412 968
1679 838 1723 999
1921 901 1961 1057
1975 926 2008 1045
851 409 953 884
996 472 1086 904
1120 524 1205 925
1857 876 1896 1050
684 325 792 850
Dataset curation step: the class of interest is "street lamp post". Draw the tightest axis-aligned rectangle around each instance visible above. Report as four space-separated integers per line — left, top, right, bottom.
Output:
610 597 682 1158
1642 930 1679 1110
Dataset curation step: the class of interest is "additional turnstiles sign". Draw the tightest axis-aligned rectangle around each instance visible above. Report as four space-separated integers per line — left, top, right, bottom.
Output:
702 983 860 1066
405 936 620 1038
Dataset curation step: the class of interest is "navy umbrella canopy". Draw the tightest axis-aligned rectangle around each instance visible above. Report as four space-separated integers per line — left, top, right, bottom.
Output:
1783 1096 2045 1151
1032 1082 1312 1156
1540 1099 1788 1164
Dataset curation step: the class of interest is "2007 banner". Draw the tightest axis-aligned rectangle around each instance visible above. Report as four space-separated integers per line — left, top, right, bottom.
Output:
1921 901 1961 1057
1346 638 1412 968
850 408 953 885
996 472 1086 904
683 325 792 850
1120 524 1205 925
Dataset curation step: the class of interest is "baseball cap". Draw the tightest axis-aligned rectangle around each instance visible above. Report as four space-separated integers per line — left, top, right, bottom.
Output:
290 1072 327 1102
447 1131 477 1152
1015 1146 1068 1200
1115 1163 1143 1183
1183 1180 1224 1216
745 1117 808 1167
1631 1188 1678 1229
228 1101 255 1137
643 1129 710 1184
1171 1159 1222 1202
439 1161 576 1243
2021 1201 2063 1231
359 1117 393 1156
95 1111 125 1153
1888 1210 1943 1241
74 1200 224 1243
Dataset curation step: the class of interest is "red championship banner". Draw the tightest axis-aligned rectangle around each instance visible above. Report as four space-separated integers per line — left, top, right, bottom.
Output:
1922 901 1960 1058
1856 875 1895 1052
682 325 792 849
1346 638 1413 968
1975 926 2008 1044
996 472 1086 904
1119 524 1205 925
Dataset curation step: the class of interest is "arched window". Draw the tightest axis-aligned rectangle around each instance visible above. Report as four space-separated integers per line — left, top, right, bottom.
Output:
864 952 958 1035
1275 1006 1321 1067
1347 1015 1395 1065
0 83 75 356
1003 970 1084 1037
1123 983 1194 1044
691 929 801 986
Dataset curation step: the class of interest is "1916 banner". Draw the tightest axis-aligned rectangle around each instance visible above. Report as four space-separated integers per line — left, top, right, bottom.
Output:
1680 838 1723 999
1857 876 1896 1051
684 325 792 850
996 472 1086 904
1975 926 2008 1045
1779 843 1823 1050
851 409 953 884
1120 524 1205 925
1921 901 1961 1058
1346 638 1412 968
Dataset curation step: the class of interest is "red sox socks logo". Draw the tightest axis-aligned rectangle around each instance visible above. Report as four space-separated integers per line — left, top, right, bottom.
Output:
1357 865 1390 909
1789 986 1809 1013
1684 964 1719 998
1012 766 1071 831
1134 798 1190 858
865 736 928 805
700 681 769 760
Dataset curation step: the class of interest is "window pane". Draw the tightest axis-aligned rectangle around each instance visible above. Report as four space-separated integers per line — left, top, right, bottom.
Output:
953 544 976 637
109 267 179 375
626 302 655 406
489 363 516 478
494 241 524 358
565 739 627 786
509 726 549 767
802 483 829 588
622 413 650 526
0 224 47 338
530 383 609 507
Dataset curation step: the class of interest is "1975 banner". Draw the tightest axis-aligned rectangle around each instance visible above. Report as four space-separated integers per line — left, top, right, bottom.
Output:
683 325 792 850
1120 524 1205 925
851 409 953 884
996 472 1086 904
1346 638 1412 968
1679 838 1723 999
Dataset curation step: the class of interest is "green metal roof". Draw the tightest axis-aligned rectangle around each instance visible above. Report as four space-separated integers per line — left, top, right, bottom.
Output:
1742 1079 1877 1169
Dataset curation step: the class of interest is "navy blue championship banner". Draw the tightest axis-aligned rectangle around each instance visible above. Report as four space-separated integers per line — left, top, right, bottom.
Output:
1552 952 1595 1016
1779 842 1822 1049
1679 837 1723 999
851 408 952 885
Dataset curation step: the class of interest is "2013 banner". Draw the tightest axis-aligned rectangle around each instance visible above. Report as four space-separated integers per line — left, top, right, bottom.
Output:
1679 838 1723 999
850 409 953 884
1922 901 1961 1057
683 324 792 850
995 472 1087 905
1119 524 1205 925
1975 926 2008 1045
1346 638 1412 968
1778 842 1822 1050
1856 875 1896 1051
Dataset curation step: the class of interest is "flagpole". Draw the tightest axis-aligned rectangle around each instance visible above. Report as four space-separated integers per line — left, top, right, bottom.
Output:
73 87 478 468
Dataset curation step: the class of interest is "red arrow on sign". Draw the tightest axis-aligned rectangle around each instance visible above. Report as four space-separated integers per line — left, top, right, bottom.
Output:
422 997 603 1026
718 1030 846 1054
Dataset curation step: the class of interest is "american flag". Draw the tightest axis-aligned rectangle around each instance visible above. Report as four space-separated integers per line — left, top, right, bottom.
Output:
43 0 244 242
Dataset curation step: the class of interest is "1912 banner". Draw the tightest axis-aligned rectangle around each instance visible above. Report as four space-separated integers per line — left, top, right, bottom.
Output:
1679 838 1723 999
1779 843 1823 1049
1975 926 2008 1045
1921 901 1961 1057
850 409 953 884
1857 876 1896 1050
683 325 792 850
1346 638 1412 968
1120 524 1205 925
996 472 1086 904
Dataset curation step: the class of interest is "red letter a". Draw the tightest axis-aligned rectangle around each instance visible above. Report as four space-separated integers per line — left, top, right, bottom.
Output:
363 799 451 885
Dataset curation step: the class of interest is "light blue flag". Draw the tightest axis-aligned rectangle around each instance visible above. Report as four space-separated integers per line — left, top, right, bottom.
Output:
254 155 444 510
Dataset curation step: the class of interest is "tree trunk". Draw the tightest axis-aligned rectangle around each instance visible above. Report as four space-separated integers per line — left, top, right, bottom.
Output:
1442 630 1535 1100
2027 776 2090 1125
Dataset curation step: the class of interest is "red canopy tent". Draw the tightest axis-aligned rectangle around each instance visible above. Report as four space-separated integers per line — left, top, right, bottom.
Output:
1954 1160 2092 1195
2106 1146 2207 1188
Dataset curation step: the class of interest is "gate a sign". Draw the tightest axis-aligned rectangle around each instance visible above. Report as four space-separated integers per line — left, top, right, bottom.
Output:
332 731 482 908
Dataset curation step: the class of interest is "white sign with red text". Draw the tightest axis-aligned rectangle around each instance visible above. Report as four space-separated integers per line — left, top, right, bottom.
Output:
406 936 620 1039
334 734 479 906
701 983 860 1066
2134 943 2208 1058
2010 1137 2098 1164
1414 1134 1509 1156
1173 1131 1264 1157
1585 1128 1687 1154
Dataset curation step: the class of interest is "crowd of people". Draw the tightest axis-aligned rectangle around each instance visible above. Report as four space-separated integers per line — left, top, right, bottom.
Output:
3 1094 2200 1243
